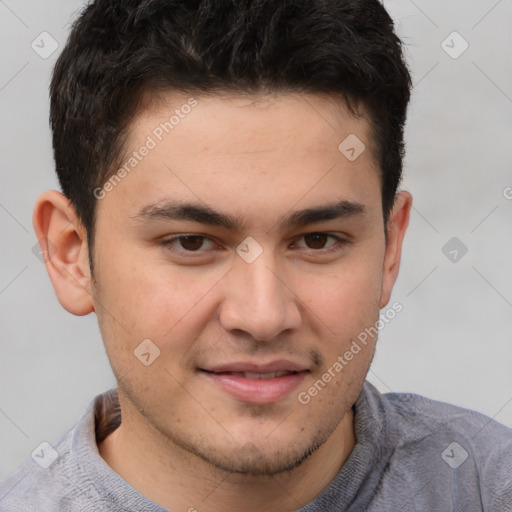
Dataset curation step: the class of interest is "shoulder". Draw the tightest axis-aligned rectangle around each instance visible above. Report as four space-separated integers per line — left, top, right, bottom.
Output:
366 383 512 507
0 399 108 511
0 435 106 511
1 389 165 512
380 387 512 452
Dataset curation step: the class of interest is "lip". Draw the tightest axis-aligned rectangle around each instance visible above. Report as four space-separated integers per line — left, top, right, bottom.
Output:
199 360 310 404
203 360 309 374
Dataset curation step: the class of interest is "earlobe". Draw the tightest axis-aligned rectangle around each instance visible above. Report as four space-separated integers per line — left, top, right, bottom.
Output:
379 191 412 308
33 190 95 316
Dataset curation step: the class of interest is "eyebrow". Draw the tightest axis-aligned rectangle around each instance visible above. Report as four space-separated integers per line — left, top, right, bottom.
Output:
133 199 366 232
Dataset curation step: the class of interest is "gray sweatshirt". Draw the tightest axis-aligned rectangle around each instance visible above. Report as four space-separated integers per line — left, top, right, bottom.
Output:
1 381 511 511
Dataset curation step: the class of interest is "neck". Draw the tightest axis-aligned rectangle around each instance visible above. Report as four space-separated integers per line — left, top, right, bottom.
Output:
98 396 356 512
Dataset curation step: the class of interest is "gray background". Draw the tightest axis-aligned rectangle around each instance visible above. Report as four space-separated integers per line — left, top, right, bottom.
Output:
1 0 511 479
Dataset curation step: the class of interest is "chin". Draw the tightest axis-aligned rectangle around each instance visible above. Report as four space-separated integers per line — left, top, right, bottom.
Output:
180 429 330 477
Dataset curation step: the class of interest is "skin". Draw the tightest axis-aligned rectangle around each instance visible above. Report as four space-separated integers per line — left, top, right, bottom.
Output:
33 92 411 512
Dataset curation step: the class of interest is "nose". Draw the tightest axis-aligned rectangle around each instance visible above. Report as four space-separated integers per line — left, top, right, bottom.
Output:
219 253 302 342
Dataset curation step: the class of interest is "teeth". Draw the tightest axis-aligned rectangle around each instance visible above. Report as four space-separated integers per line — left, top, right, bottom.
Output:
243 371 291 379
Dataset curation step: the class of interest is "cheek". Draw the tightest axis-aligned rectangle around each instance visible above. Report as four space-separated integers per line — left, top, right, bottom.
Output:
296 260 383 406
296 251 384 334
93 247 224 357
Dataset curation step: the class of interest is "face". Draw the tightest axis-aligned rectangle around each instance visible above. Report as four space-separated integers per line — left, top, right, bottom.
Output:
91 92 393 476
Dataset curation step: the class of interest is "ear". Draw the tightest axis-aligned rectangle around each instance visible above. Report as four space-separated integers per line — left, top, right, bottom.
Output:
32 190 94 316
379 191 412 308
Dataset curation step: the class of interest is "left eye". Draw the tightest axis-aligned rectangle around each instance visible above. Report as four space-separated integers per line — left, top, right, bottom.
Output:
293 232 342 250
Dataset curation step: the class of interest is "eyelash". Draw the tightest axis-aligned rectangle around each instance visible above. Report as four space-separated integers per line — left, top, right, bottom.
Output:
159 232 349 257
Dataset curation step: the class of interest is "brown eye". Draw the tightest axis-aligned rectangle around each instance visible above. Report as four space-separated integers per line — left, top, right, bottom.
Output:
160 234 217 256
303 233 329 249
293 232 347 253
178 235 205 251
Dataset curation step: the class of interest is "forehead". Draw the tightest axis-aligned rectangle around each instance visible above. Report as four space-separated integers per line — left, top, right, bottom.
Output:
134 90 375 156
96 91 382 227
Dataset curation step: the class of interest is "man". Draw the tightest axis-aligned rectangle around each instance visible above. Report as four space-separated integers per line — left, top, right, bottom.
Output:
0 0 510 510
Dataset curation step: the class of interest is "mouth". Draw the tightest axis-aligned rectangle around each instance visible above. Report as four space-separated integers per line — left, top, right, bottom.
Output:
199 362 310 404
204 370 298 379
